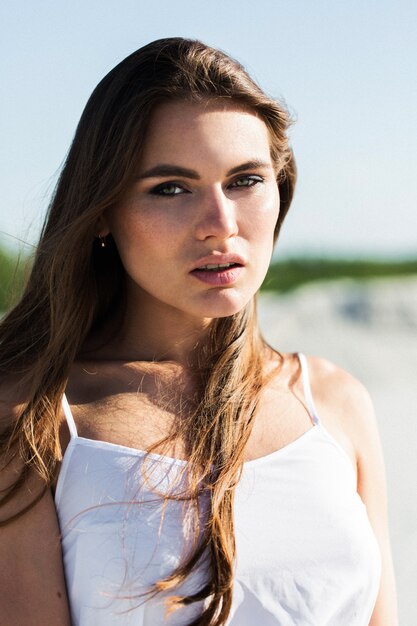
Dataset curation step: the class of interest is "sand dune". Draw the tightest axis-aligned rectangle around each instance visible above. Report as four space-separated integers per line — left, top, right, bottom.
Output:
258 276 417 624
1 276 415 620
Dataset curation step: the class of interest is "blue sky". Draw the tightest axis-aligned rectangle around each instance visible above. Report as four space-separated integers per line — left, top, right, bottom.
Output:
0 0 416 259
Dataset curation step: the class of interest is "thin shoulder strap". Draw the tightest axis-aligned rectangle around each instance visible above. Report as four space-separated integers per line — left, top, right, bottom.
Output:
297 352 320 425
62 394 78 439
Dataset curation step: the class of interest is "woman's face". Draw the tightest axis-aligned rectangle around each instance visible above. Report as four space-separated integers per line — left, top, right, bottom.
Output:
102 100 280 321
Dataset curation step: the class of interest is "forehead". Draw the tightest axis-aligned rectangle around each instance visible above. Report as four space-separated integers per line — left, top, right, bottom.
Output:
139 100 273 169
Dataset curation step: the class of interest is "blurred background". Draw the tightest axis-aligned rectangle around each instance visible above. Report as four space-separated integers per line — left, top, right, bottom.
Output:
1 1 416 622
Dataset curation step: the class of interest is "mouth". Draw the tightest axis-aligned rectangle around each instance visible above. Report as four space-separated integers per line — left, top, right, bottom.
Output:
193 262 242 272
190 263 244 286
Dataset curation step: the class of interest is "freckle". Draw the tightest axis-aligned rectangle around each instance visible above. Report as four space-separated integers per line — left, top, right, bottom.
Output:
57 591 62 598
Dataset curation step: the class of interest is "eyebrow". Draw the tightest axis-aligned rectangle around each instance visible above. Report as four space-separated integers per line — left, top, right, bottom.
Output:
136 159 272 181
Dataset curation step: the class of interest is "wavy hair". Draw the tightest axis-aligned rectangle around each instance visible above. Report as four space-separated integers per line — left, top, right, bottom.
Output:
0 38 296 624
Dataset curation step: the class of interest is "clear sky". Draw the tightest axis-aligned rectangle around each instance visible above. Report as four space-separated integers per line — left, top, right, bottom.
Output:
0 0 416 259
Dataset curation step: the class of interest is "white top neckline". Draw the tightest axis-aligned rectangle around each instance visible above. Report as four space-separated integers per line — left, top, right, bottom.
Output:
59 421 319 468
59 352 324 471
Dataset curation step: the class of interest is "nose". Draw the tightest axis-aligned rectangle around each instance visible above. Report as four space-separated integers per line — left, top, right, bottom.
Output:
194 186 238 241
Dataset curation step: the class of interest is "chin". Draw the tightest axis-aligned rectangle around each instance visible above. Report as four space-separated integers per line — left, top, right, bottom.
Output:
194 290 254 319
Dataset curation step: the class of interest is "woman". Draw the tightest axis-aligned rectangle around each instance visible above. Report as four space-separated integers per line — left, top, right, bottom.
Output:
0 38 397 625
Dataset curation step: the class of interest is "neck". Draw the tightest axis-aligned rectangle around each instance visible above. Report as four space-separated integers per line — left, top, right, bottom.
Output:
83 287 216 368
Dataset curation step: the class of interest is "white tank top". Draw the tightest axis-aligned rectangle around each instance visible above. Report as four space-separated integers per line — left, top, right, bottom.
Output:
55 353 381 625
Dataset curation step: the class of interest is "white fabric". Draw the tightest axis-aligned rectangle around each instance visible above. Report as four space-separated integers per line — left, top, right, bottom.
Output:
55 353 381 625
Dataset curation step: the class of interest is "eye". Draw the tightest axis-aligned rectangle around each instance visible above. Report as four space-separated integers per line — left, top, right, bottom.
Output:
230 175 264 188
149 182 188 196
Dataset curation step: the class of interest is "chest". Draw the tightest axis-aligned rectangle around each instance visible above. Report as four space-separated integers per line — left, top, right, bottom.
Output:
56 433 379 625
58 364 357 478
58 386 310 461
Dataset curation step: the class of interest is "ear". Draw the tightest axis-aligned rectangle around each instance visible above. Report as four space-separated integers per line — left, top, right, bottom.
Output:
95 214 111 237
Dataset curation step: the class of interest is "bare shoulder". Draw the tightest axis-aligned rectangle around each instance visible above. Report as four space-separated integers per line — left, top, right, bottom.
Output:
304 354 374 411
0 373 27 433
302 354 379 464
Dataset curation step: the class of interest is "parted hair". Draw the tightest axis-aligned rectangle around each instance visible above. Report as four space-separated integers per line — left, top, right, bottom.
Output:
0 38 296 625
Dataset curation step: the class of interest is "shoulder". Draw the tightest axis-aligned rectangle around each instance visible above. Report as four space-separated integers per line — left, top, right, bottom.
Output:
0 375 43 509
0 374 27 437
304 354 374 416
301 354 380 468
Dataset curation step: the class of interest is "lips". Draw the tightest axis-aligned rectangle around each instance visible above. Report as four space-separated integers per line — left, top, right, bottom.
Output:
190 253 246 272
189 253 246 286
190 265 244 286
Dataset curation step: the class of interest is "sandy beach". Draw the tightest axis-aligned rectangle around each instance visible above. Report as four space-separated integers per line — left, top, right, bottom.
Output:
258 276 417 624
0 274 414 621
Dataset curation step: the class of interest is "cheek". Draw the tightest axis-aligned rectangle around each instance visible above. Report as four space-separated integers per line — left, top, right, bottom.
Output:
109 206 175 257
243 190 279 242
110 217 188 291
265 187 280 236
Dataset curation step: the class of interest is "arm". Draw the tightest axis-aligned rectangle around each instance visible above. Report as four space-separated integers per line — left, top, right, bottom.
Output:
353 381 399 626
0 402 71 625
308 357 399 626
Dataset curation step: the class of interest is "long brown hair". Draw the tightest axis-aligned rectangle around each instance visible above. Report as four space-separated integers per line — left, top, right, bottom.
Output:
0 38 296 624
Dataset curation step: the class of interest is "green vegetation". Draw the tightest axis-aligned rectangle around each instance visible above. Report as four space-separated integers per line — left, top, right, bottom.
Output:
1 243 417 311
262 257 417 293
0 245 30 312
